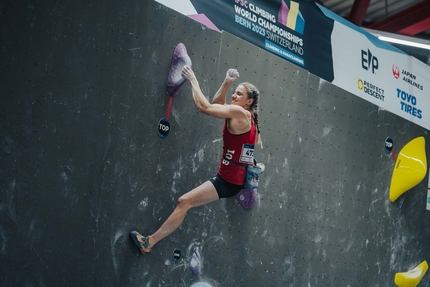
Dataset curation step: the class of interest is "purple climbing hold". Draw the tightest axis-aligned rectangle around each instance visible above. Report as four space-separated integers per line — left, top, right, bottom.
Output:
236 188 257 209
190 250 201 275
167 43 192 97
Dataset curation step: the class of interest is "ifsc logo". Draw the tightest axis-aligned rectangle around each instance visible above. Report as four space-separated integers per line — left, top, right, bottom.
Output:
278 0 305 34
361 49 378 74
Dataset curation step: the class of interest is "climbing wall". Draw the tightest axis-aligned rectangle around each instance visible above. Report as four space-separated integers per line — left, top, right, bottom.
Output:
0 1 429 286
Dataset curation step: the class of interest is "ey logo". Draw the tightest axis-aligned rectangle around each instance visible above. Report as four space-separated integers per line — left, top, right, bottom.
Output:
361 49 378 74
278 0 305 34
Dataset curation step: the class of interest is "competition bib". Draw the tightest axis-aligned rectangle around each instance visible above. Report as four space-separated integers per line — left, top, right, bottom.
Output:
240 144 254 164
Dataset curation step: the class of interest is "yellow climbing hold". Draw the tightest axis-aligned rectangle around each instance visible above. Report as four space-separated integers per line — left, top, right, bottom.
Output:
394 260 428 287
389 136 427 202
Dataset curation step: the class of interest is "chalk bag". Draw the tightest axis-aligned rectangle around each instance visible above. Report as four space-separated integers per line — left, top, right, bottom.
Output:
244 164 264 190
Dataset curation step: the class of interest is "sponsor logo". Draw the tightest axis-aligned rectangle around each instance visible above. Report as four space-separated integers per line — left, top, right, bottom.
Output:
358 78 385 101
396 88 422 119
361 49 378 74
277 1 305 34
392 64 400 79
392 64 423 90
358 78 364 90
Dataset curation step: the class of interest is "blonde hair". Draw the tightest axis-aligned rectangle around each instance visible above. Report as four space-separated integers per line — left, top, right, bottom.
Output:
241 82 263 148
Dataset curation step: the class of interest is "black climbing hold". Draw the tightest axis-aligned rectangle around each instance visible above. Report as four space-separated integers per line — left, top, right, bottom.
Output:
385 136 393 153
158 118 170 138
173 247 181 262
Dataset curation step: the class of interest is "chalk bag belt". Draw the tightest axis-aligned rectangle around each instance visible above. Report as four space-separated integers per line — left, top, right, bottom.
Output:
223 157 255 168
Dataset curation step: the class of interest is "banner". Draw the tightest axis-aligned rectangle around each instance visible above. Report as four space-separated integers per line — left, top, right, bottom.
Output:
157 0 334 81
324 9 430 130
155 0 430 131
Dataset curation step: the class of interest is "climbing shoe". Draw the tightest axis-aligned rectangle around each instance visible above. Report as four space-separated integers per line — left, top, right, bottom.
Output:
130 230 151 253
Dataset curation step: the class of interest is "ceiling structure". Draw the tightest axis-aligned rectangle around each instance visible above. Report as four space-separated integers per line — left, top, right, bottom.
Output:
315 0 430 64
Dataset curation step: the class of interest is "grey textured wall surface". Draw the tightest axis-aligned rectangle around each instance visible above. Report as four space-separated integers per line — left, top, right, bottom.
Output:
1 1 429 286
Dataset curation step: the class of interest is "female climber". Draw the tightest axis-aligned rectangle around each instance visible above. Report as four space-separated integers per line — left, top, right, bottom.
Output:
130 65 262 253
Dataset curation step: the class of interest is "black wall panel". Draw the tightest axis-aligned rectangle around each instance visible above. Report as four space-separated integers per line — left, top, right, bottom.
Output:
0 1 429 286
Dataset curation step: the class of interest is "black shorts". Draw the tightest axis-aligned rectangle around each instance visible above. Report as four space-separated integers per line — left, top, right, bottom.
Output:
210 174 244 199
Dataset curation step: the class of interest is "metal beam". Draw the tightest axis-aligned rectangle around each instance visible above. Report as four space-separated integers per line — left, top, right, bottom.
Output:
398 17 430 36
348 0 371 26
367 0 430 35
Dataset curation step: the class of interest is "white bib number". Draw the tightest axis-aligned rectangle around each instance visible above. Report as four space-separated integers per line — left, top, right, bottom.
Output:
240 144 254 164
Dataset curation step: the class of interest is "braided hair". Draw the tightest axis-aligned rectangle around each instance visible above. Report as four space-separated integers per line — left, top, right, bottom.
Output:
241 82 263 148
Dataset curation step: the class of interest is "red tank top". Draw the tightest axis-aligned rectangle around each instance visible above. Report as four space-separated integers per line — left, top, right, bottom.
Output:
218 115 257 185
